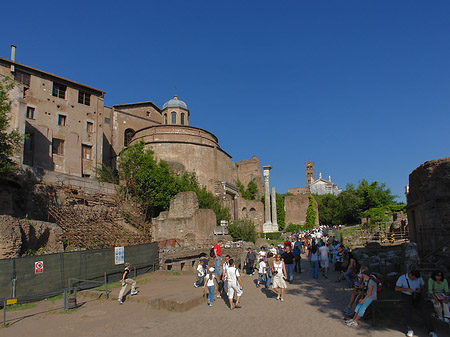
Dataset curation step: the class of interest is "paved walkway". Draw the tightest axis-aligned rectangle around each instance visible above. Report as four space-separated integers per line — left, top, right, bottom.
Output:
2 258 449 337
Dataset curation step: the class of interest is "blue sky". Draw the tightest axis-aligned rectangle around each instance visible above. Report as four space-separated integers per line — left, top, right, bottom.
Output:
2 0 450 202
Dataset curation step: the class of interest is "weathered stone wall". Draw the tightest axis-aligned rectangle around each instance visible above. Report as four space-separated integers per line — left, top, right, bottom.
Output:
238 199 264 232
0 215 63 259
152 192 216 246
235 156 264 198
407 157 450 256
287 187 309 195
284 195 319 226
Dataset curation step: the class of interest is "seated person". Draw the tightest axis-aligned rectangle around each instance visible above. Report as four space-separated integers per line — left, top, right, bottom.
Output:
344 266 369 317
428 270 450 323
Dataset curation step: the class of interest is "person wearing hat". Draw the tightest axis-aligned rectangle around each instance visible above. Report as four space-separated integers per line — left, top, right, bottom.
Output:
118 263 138 304
203 267 219 306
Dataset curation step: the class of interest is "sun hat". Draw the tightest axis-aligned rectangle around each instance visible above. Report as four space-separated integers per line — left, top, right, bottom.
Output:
209 267 215 272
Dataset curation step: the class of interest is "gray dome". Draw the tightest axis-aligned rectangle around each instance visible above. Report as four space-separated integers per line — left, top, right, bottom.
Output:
162 95 188 110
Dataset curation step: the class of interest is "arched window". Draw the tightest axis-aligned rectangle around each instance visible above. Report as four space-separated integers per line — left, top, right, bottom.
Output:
242 207 247 212
124 128 135 147
164 114 167 124
180 113 185 125
171 112 176 124
250 208 256 212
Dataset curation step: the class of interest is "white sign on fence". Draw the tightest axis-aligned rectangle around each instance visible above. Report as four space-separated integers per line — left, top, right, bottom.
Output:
35 261 44 274
115 247 124 265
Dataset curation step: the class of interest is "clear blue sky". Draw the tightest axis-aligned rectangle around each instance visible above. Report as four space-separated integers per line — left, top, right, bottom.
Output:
3 0 450 202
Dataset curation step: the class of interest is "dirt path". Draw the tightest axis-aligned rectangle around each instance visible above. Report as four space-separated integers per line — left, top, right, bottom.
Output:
1 257 448 337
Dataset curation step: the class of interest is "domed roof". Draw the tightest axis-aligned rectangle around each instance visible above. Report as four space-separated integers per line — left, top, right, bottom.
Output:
162 95 188 110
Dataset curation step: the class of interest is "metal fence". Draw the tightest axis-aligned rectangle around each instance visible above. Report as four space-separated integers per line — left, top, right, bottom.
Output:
0 242 158 304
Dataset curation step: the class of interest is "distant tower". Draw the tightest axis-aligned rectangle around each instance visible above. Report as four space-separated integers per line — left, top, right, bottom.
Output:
305 161 315 187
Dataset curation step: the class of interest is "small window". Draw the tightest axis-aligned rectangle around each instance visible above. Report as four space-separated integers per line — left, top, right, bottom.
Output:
78 91 91 105
14 71 31 86
124 129 135 147
82 144 92 160
146 111 150 117
58 114 66 126
24 133 33 150
171 112 176 124
26 106 35 119
86 121 93 133
104 117 110 124
164 114 167 124
181 113 185 125
52 138 64 155
52 83 66 99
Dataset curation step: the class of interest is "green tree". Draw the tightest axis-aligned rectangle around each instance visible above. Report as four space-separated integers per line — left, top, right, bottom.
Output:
0 77 21 174
227 219 257 243
237 179 258 200
304 195 316 230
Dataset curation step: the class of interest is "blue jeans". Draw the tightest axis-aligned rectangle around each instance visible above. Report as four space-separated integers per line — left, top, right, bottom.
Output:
285 264 294 281
344 269 353 287
311 260 319 279
266 267 272 287
195 275 204 287
355 299 373 317
295 258 301 273
214 256 221 276
258 273 267 284
207 285 215 304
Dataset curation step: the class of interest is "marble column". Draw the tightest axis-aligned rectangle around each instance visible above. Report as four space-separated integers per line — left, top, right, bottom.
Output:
271 186 278 231
263 165 272 232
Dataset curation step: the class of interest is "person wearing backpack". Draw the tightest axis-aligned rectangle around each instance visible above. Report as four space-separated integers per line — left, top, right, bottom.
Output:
345 269 377 327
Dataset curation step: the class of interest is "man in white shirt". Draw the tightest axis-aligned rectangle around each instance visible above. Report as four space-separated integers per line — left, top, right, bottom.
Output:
318 244 330 278
395 270 437 337
225 258 243 310
218 255 230 298
269 244 277 256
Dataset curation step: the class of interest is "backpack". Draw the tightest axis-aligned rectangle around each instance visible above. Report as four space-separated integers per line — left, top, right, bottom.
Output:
371 274 382 292
209 247 215 257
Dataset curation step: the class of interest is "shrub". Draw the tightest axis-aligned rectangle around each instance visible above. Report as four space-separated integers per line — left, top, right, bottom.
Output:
228 219 257 243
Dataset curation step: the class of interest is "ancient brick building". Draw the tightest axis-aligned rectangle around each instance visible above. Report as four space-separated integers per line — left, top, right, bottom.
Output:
406 157 450 256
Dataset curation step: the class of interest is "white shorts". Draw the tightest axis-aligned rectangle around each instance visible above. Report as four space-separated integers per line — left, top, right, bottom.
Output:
227 282 243 299
320 258 329 268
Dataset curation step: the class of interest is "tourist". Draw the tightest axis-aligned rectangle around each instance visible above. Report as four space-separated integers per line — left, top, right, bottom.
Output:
269 243 277 256
308 242 319 279
213 240 223 276
395 270 438 337
335 245 344 280
256 258 267 288
345 269 377 327
428 270 450 323
331 240 339 265
218 255 231 298
258 246 267 259
245 247 257 275
293 240 302 273
284 237 291 248
318 242 330 279
194 260 205 287
226 258 243 309
272 254 287 301
203 267 218 306
118 263 138 304
344 266 369 316
282 245 294 283
266 252 274 287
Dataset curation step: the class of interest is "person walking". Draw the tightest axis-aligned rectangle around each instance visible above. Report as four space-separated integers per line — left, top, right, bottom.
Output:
218 255 231 298
272 254 287 301
256 258 267 288
118 263 138 304
203 267 218 306
318 243 330 279
213 240 223 276
194 260 205 287
309 243 319 279
282 245 294 283
226 259 243 309
245 247 257 275
395 270 438 337
293 239 302 274
266 252 274 288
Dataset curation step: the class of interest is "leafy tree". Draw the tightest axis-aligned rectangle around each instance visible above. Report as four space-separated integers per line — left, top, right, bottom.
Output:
276 193 287 231
94 164 119 184
0 77 21 174
237 179 258 200
304 195 316 230
227 219 257 243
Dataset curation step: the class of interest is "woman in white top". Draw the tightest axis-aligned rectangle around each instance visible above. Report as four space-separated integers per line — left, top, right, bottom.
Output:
272 254 287 301
203 267 218 306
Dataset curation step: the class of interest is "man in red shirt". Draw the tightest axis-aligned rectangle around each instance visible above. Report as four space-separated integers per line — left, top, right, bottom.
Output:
214 240 223 276
284 238 292 248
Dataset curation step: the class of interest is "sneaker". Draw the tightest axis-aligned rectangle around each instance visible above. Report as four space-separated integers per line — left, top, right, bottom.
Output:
216 294 221 298
209 303 213 307
444 317 450 323
429 333 438 337
131 291 138 295
118 299 123 304
344 319 353 324
406 330 414 337
346 321 358 327
194 283 198 288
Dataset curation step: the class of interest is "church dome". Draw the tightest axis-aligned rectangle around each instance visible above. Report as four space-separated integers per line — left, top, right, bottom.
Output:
162 95 188 110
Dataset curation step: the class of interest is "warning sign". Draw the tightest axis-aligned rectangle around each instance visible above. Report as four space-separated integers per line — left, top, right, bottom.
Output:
35 261 44 274
115 247 124 265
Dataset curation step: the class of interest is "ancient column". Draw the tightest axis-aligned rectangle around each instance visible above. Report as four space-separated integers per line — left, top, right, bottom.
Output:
263 165 272 232
271 186 278 231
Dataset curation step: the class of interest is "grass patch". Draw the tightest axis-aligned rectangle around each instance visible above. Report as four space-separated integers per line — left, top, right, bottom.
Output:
59 308 78 314
6 303 37 312
94 282 122 291
47 293 64 302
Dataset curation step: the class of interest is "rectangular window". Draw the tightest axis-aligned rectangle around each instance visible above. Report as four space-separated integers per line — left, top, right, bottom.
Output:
14 71 31 86
26 106 35 119
104 117 110 124
82 144 92 160
86 121 93 133
58 114 66 126
52 138 64 155
52 83 67 99
24 133 33 151
78 91 91 105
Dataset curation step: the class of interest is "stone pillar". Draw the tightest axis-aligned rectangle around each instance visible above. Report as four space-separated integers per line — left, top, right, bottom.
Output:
271 186 278 231
263 165 273 233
